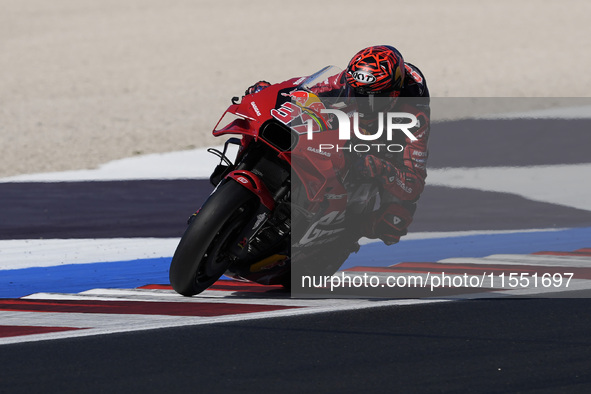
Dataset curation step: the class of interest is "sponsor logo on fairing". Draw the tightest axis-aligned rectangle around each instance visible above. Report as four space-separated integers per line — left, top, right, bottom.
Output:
298 211 346 246
251 102 261 116
307 146 331 157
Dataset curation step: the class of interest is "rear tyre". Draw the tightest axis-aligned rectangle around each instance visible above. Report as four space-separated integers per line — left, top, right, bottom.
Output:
169 180 258 296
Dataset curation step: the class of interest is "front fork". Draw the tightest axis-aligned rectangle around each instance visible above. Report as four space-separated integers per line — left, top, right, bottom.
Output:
224 170 291 260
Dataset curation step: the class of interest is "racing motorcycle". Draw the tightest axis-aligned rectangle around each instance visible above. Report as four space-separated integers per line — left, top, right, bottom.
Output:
169 66 380 296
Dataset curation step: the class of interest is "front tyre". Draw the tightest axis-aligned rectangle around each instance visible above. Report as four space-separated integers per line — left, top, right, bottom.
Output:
169 180 258 296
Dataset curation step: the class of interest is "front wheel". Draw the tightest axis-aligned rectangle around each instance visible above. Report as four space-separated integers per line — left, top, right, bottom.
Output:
169 180 258 296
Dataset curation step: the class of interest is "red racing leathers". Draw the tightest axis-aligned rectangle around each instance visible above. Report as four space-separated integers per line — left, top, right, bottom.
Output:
312 63 430 244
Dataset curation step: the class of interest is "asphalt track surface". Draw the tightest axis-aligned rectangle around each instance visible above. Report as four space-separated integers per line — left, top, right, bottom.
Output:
2 119 591 393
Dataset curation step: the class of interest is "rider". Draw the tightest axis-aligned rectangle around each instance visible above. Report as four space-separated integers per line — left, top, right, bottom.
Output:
246 45 430 246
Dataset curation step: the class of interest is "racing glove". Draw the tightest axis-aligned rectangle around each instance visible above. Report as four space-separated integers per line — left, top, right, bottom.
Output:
358 154 396 179
245 81 271 96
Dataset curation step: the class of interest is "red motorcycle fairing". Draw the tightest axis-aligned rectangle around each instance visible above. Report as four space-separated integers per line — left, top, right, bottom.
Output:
219 77 351 238
212 77 304 162
212 76 350 207
169 66 368 295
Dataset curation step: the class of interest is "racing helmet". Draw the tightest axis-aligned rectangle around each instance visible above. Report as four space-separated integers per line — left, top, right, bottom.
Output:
345 45 405 112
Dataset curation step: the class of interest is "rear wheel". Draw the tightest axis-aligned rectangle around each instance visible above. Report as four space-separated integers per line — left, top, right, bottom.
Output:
169 180 258 296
